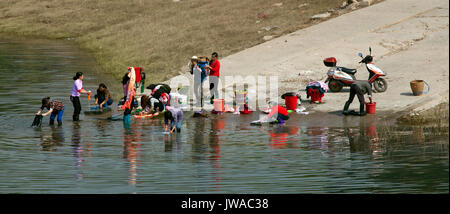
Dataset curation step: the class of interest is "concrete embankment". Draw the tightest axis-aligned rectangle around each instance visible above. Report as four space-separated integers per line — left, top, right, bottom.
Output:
163 0 449 121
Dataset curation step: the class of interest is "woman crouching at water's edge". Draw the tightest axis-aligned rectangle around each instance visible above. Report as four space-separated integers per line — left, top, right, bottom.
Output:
70 72 91 121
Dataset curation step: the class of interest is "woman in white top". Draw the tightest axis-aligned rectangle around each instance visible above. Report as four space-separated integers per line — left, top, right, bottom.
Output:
191 56 203 107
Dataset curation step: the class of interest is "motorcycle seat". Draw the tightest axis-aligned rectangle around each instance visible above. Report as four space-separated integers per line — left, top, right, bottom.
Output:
337 66 357 75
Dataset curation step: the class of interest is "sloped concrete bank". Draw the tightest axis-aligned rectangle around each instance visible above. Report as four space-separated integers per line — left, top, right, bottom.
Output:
164 0 449 123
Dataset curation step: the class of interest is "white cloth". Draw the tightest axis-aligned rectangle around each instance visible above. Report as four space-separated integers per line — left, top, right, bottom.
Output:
209 76 219 100
193 65 203 106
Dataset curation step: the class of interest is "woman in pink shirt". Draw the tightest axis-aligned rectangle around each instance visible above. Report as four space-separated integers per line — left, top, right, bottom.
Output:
70 72 91 121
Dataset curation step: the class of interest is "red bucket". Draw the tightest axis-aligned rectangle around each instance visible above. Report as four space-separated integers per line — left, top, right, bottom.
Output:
366 102 376 114
285 96 298 110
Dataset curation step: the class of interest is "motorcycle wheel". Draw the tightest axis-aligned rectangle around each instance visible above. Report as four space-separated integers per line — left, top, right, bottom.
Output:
373 78 387 93
328 79 343 92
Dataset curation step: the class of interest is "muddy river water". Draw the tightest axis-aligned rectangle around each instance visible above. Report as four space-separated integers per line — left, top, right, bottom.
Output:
0 39 448 194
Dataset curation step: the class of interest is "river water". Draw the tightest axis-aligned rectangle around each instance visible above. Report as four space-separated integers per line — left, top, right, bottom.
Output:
0 39 448 194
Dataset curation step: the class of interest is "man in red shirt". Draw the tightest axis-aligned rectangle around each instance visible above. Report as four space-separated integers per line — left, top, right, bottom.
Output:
206 52 220 104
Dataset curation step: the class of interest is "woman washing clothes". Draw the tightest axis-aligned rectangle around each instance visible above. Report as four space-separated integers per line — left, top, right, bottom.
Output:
258 101 290 125
36 97 65 126
94 83 114 109
150 83 171 110
140 95 164 115
164 106 184 134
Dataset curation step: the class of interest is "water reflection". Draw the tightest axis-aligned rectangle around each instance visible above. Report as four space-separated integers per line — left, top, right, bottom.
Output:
2 38 447 194
191 119 207 162
94 119 108 138
266 126 299 149
40 126 65 151
209 117 225 192
340 116 384 157
71 123 83 181
209 117 224 160
412 126 425 143
164 133 182 153
123 123 142 186
306 127 329 150
365 116 379 143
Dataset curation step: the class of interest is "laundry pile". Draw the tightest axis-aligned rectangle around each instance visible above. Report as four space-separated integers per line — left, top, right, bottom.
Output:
306 81 328 103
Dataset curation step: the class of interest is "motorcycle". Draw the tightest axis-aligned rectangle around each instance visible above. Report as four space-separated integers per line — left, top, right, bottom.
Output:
358 47 387 93
324 47 387 93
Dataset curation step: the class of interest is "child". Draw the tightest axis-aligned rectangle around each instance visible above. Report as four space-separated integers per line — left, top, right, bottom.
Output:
36 97 65 126
164 106 183 133
94 83 114 109
197 57 210 83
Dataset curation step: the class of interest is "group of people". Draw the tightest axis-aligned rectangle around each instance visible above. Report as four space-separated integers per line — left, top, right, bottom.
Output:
190 52 221 108
255 80 374 125
35 72 113 126
120 67 183 134
34 66 184 135
34 50 375 131
141 83 172 115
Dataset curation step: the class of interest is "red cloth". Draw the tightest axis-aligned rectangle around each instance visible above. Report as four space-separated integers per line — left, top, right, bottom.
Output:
267 127 298 149
239 104 252 114
308 88 324 103
134 67 142 83
121 89 135 110
160 93 169 104
267 105 289 117
209 60 220 77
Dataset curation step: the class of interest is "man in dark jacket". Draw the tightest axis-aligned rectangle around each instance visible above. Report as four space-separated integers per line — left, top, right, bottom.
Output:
343 80 373 116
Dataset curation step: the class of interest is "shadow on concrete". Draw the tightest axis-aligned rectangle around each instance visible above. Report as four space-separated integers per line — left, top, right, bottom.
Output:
400 92 415 96
328 110 344 116
325 88 351 93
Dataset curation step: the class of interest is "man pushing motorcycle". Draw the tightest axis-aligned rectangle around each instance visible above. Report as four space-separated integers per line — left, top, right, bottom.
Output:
342 80 373 116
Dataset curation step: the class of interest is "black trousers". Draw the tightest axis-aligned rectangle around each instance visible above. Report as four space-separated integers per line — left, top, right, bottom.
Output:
70 96 81 121
348 84 365 111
